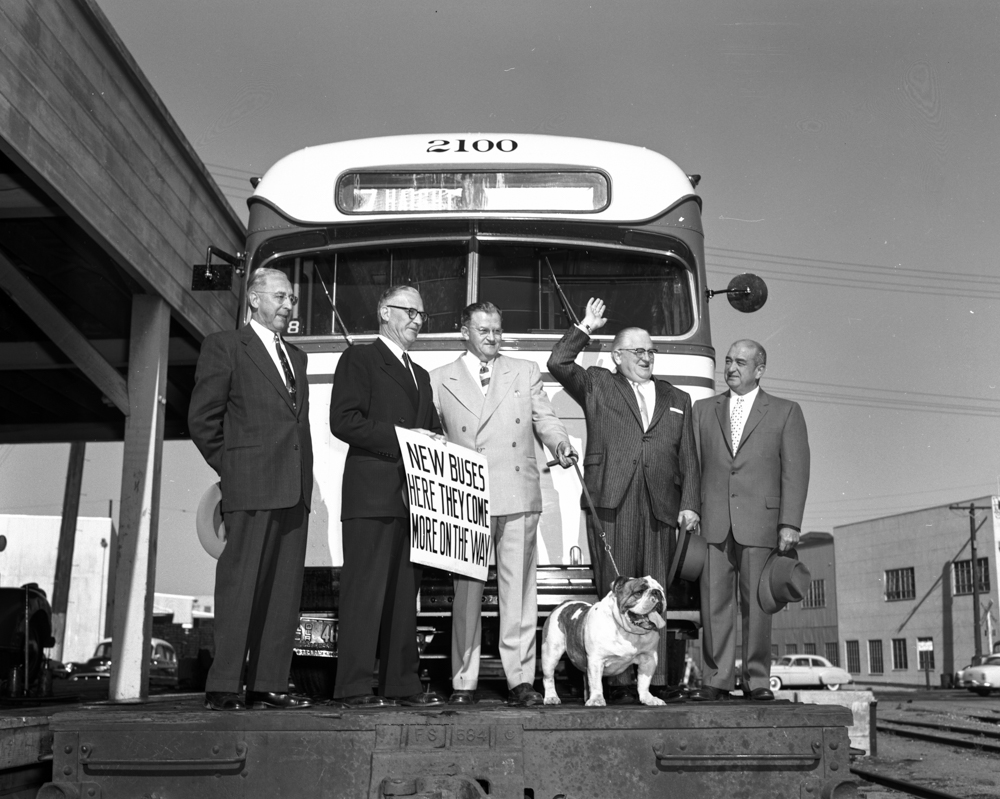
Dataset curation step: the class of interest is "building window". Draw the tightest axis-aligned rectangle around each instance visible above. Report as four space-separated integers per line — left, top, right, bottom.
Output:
786 643 798 655
953 558 990 595
825 642 840 666
885 567 915 601
846 641 861 674
868 640 884 674
804 643 817 655
918 638 935 671
891 638 908 670
802 578 826 608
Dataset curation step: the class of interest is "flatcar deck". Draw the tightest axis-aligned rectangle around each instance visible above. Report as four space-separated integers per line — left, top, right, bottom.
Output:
35 695 857 799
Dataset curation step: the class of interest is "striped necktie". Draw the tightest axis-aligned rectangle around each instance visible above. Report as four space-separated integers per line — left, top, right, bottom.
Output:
479 362 490 394
273 333 297 411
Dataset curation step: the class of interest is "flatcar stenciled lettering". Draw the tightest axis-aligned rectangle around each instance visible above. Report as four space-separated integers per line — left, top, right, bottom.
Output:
426 139 518 153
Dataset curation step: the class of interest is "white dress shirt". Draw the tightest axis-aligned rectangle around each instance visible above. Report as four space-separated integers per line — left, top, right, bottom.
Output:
378 335 416 384
729 385 759 449
249 318 294 388
462 351 493 395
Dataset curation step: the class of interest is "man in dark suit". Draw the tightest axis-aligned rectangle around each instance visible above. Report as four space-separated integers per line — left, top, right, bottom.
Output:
330 285 446 708
690 339 810 702
431 302 576 707
548 297 700 704
189 267 314 711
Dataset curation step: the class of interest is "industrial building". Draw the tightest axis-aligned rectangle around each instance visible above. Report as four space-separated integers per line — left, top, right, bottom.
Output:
834 495 999 688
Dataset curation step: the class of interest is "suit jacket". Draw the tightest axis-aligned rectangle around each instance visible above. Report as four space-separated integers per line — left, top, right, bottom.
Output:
547 327 700 524
188 326 313 513
430 354 570 517
330 339 441 520
692 388 810 548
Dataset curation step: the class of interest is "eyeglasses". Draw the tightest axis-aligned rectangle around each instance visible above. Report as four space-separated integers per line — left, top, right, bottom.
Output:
386 305 429 322
256 291 298 306
616 348 658 359
471 327 503 337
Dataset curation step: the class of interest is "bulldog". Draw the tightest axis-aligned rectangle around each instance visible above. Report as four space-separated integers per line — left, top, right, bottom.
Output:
541 575 667 707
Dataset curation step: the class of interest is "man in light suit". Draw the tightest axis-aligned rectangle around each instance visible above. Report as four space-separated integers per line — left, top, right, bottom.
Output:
431 302 576 706
329 285 446 708
690 339 810 701
189 267 313 711
548 297 701 704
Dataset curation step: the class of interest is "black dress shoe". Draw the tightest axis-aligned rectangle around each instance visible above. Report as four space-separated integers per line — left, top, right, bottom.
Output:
750 687 775 701
651 685 687 702
689 685 731 702
204 691 245 711
390 692 446 707
449 689 475 705
247 691 313 710
508 683 543 706
335 694 393 708
608 686 639 705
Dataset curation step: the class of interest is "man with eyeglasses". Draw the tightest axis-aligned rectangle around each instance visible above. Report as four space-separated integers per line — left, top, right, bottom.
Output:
430 302 577 706
548 297 700 704
329 284 446 708
189 267 314 711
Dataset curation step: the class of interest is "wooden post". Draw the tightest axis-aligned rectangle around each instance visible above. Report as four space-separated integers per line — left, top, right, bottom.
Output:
50 441 86 663
108 295 170 701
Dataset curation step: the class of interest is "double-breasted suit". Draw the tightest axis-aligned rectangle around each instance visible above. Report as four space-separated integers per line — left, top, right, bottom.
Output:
330 338 441 698
692 388 810 692
431 354 570 689
548 326 700 686
188 324 313 694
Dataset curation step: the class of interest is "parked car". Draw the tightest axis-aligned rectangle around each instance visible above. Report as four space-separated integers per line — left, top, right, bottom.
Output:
956 654 1000 696
68 638 178 688
769 655 852 691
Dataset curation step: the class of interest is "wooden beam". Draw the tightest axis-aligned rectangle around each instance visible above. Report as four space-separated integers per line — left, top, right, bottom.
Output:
108 295 170 701
0 337 201 370
51 441 85 663
0 251 129 414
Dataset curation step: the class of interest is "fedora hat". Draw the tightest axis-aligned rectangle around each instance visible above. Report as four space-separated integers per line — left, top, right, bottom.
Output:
195 482 227 560
667 527 707 588
758 547 811 615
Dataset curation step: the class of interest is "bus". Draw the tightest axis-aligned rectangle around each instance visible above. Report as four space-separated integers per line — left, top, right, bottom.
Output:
202 133 758 692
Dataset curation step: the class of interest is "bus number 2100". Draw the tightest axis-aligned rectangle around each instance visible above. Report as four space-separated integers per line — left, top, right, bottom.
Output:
427 139 517 153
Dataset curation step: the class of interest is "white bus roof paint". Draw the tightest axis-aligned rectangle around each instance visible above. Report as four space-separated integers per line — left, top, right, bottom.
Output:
251 133 697 225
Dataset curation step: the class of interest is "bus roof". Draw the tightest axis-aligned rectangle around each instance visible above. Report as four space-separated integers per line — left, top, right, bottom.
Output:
250 133 698 225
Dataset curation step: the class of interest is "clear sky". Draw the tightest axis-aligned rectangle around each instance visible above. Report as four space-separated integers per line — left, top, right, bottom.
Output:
0 0 997 596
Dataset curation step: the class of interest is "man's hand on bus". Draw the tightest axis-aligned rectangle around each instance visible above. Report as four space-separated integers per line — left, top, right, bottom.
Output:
581 298 607 334
677 509 700 533
555 441 578 468
412 427 447 443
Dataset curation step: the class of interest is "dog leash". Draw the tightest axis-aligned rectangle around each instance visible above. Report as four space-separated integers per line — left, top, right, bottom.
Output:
547 456 621 579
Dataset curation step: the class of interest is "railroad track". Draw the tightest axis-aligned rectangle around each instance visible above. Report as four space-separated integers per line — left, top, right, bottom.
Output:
877 715 1000 753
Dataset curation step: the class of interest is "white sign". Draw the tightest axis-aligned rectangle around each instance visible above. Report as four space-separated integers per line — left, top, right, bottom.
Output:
917 640 934 652
396 427 492 581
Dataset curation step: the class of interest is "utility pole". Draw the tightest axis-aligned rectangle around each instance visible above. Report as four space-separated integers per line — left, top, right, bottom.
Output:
950 503 991 660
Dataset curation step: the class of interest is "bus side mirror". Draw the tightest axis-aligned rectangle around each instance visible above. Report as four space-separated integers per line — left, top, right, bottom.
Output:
191 246 245 291
706 273 768 313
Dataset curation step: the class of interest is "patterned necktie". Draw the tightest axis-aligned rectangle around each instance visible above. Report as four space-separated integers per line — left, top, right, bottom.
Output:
634 383 649 430
731 395 744 453
274 334 297 409
479 362 490 394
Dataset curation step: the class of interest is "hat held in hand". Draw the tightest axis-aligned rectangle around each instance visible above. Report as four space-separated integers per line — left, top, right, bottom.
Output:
758 547 811 615
667 526 707 588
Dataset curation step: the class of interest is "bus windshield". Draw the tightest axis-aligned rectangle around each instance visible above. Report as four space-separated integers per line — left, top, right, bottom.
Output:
269 241 695 339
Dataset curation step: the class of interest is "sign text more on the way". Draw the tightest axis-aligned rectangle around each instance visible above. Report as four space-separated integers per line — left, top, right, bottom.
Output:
396 427 491 581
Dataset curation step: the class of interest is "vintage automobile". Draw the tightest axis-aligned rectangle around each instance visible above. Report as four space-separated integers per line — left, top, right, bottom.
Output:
68 638 179 688
956 654 1000 695
769 655 853 691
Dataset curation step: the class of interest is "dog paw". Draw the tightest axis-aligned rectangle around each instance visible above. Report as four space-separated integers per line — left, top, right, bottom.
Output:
640 694 665 706
585 695 607 707
543 696 561 705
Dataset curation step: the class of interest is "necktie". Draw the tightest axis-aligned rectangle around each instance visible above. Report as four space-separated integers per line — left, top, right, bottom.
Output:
731 395 744 453
634 383 649 431
479 362 490 394
274 334 297 410
402 352 417 386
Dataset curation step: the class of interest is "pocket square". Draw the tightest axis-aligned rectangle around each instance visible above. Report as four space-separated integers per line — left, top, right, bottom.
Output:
669 407 684 415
